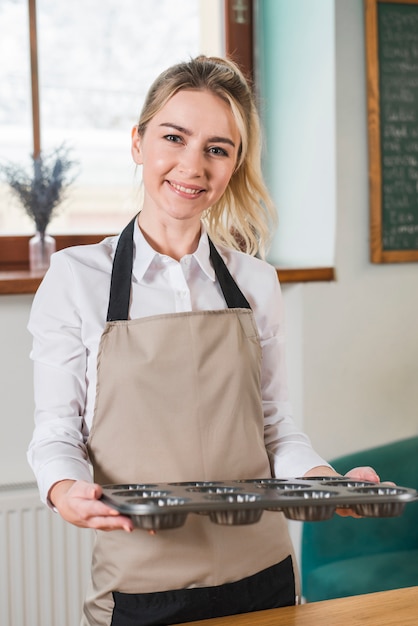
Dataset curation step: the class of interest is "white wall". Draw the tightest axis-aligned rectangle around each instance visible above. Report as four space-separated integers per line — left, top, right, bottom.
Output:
1 0 417 490
0 295 35 484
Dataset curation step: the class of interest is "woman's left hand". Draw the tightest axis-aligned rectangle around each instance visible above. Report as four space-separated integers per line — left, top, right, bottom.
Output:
303 464 381 518
337 466 380 517
344 466 380 483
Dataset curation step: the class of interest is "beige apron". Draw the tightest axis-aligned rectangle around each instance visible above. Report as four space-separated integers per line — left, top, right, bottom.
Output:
83 218 298 624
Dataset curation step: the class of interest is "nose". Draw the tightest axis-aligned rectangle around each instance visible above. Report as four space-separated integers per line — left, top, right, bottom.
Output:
178 145 204 177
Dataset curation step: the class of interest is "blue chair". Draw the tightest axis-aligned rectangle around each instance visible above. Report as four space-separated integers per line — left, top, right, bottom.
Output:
301 436 418 601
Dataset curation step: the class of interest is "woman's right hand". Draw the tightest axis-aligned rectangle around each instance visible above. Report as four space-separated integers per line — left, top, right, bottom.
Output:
49 479 134 532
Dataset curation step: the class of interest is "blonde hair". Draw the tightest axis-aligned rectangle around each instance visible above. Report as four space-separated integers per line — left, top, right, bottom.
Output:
137 56 277 258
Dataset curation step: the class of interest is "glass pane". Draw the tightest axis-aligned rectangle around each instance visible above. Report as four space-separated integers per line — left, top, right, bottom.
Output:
0 0 34 233
0 0 221 235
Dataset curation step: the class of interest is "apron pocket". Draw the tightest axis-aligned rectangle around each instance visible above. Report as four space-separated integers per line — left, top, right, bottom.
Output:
111 556 295 625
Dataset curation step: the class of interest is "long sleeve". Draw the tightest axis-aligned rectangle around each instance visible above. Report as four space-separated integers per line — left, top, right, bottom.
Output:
27 250 104 502
257 268 331 477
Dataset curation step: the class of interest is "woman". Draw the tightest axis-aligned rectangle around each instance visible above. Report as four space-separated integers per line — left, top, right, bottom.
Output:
28 56 379 625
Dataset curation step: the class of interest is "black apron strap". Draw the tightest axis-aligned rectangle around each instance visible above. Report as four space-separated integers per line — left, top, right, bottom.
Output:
208 238 251 309
106 216 136 322
107 217 251 321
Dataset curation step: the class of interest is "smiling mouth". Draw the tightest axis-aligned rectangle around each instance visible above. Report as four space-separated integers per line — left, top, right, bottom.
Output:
168 181 205 196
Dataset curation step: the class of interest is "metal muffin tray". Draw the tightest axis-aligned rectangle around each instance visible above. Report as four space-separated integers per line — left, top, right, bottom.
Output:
101 477 418 530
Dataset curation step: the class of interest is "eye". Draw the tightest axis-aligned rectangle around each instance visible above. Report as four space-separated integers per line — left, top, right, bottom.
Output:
164 134 183 143
208 146 229 157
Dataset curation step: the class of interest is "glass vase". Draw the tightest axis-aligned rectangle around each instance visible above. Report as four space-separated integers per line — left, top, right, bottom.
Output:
29 231 56 272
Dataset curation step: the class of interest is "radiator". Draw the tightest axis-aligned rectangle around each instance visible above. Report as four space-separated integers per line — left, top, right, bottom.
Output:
0 482 94 626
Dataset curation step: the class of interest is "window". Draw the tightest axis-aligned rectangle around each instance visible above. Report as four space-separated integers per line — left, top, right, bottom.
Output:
0 0 226 236
0 1 333 287
0 0 262 278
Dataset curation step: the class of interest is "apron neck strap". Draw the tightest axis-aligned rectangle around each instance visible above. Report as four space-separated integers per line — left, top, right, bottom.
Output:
107 216 135 322
107 216 251 322
207 238 251 310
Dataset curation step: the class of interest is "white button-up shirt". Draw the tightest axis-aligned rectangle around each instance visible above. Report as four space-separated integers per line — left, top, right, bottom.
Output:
27 221 329 503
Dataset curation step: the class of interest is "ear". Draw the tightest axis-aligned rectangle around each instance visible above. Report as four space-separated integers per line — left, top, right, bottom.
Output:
131 126 143 165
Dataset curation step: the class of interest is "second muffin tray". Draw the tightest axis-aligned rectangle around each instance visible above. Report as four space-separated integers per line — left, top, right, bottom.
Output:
101 477 418 530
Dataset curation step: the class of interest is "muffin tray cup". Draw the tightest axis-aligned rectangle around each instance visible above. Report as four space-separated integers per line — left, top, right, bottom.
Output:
100 478 418 530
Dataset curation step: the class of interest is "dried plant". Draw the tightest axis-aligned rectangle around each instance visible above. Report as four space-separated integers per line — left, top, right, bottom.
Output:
0 144 79 236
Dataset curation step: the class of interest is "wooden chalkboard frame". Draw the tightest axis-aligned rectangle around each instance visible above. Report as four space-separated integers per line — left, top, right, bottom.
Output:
365 0 418 263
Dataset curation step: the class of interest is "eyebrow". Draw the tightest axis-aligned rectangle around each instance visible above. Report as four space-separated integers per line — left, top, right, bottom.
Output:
159 123 236 148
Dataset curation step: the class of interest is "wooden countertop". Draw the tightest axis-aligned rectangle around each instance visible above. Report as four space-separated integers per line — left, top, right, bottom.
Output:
178 587 418 626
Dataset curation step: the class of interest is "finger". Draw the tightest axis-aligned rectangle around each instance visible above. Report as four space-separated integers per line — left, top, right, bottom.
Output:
70 481 104 500
72 496 120 516
345 466 380 483
336 507 362 518
87 514 134 532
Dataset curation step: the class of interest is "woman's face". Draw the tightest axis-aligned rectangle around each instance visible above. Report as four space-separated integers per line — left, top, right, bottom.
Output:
131 89 241 227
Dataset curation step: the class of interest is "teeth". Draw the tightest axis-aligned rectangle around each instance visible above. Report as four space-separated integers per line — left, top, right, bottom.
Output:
171 182 201 195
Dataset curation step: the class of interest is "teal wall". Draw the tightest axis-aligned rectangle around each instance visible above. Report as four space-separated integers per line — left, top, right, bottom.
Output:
255 0 336 267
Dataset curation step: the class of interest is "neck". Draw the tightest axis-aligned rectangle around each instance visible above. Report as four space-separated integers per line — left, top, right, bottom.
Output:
137 212 201 261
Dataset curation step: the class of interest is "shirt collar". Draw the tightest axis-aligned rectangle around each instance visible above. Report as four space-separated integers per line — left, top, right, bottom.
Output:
131 218 158 283
130 218 216 283
193 225 216 282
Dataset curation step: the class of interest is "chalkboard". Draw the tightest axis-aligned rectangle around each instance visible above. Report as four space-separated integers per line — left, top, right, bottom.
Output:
365 0 418 262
